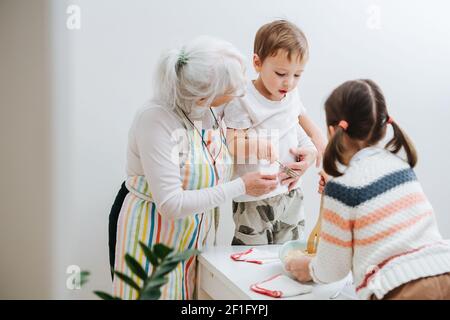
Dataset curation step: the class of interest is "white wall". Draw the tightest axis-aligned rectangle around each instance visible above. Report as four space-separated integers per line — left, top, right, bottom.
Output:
0 0 52 299
1 0 449 299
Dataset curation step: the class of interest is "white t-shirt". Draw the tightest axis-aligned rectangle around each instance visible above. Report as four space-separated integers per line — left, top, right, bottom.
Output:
126 102 245 220
224 80 315 202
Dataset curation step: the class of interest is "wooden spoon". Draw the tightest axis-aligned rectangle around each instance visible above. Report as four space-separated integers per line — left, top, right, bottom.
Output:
307 195 324 254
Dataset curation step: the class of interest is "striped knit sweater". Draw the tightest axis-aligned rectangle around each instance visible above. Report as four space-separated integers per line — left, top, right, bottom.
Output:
309 146 450 300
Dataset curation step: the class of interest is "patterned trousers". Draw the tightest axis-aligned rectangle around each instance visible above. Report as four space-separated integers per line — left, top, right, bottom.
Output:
232 188 305 245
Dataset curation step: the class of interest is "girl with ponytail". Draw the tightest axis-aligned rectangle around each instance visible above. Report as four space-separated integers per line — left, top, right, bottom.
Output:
286 79 450 300
322 79 417 177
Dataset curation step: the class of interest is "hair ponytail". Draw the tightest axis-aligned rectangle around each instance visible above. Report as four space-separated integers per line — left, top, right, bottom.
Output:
385 120 418 168
323 127 347 177
154 48 182 110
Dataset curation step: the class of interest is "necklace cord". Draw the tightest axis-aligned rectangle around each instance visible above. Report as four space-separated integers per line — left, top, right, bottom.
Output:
179 107 226 180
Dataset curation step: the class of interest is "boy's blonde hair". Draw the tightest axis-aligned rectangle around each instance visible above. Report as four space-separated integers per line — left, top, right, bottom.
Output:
254 20 309 63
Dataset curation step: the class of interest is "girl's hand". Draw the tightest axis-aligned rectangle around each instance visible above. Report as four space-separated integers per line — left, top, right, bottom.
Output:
241 172 278 197
318 170 329 194
285 255 313 283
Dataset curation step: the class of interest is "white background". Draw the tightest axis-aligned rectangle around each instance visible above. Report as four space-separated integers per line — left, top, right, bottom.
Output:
1 0 449 299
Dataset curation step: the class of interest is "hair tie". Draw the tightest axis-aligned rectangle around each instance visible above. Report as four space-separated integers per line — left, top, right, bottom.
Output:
338 120 349 131
177 50 189 66
387 116 394 125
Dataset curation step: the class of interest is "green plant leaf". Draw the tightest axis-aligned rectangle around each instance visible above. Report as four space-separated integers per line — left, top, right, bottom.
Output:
151 260 180 279
94 291 121 300
79 279 89 287
79 270 90 287
139 287 162 300
142 276 168 292
139 241 159 267
166 249 200 263
93 244 200 300
124 254 148 281
140 276 168 300
151 249 199 279
113 271 141 292
153 243 173 260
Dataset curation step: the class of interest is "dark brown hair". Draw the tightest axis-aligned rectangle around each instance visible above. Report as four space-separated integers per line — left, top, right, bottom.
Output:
254 20 309 63
323 79 417 177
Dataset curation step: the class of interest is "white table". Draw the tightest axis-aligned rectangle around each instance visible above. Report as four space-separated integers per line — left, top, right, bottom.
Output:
197 245 358 300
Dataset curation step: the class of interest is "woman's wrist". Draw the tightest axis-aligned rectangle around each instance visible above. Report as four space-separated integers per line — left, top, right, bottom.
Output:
228 177 246 197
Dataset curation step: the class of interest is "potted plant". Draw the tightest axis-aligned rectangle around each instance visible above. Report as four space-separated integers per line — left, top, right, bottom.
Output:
80 241 199 300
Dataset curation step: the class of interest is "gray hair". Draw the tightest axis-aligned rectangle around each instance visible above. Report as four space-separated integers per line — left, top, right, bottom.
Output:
153 36 246 113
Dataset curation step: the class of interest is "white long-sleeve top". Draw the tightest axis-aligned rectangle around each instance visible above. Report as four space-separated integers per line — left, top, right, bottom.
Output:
126 102 246 220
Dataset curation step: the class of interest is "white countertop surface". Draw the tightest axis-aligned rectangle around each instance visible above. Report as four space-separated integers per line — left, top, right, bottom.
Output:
199 245 358 300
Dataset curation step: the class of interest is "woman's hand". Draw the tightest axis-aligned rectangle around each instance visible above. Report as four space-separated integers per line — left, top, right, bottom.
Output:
285 255 313 283
241 172 278 197
279 147 317 191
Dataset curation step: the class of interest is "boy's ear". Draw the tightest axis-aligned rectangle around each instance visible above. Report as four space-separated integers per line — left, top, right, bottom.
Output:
253 54 262 72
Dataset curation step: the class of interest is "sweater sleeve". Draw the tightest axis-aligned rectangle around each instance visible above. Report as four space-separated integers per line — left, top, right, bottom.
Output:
134 107 246 220
309 182 354 284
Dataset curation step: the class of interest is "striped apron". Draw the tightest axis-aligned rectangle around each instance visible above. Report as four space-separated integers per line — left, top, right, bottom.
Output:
112 116 233 300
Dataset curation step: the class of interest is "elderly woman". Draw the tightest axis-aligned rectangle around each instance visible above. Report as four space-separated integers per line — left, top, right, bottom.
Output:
108 36 279 299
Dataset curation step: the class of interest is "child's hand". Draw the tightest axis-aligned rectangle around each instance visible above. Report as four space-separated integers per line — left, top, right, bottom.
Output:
285 255 313 283
279 147 316 191
291 147 317 168
279 161 306 191
318 170 329 194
